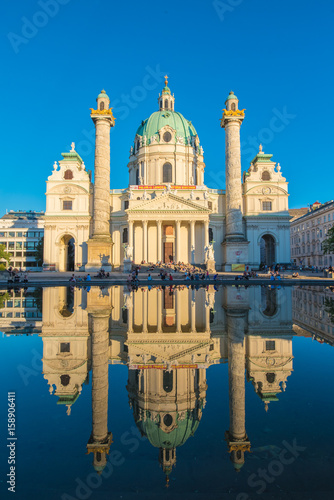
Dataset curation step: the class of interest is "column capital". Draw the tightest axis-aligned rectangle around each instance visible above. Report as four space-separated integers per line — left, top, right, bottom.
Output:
157 220 162 227
143 220 148 227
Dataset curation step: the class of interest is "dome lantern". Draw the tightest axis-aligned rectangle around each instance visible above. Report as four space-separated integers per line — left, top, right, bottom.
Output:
158 75 175 111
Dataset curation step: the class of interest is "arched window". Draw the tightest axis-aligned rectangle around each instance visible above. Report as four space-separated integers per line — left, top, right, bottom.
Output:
163 162 172 183
262 170 271 181
100 102 104 111
96 452 101 462
123 227 128 243
60 374 70 386
209 227 213 243
231 103 236 111
64 170 73 180
165 99 168 109
163 370 173 392
136 169 139 185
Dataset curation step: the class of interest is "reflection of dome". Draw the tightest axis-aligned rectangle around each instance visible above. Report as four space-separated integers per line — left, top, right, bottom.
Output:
136 408 202 449
135 111 197 144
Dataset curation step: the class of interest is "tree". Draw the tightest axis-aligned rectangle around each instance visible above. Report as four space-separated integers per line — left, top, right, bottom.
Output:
35 237 44 267
0 244 11 271
322 226 334 255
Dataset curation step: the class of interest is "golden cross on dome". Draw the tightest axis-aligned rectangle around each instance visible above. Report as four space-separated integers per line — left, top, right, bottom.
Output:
164 75 168 86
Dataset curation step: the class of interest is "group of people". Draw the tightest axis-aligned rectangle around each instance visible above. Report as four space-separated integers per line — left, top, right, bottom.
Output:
69 273 91 283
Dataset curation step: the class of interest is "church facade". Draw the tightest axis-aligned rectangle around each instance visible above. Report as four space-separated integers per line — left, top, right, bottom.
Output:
43 79 290 271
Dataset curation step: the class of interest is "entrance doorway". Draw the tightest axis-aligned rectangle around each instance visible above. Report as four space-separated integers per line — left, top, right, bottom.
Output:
260 234 275 267
164 242 173 263
59 235 75 272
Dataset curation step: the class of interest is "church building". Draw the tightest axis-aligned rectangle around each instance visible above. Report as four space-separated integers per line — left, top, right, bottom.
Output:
43 78 290 271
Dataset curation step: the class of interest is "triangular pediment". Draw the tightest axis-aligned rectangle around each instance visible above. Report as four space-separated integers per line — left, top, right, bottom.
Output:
127 193 210 213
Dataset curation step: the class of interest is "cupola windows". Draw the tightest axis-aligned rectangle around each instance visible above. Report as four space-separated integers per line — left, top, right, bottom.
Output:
231 102 236 111
163 162 172 183
100 101 104 110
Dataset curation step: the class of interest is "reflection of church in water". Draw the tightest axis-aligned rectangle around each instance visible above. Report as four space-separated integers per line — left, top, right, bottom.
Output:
40 285 293 480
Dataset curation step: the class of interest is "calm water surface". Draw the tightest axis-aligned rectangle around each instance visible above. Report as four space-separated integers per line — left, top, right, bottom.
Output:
0 284 334 500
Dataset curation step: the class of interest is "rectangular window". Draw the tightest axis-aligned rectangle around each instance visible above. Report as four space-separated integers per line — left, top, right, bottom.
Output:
16 242 22 250
17 232 22 237
27 231 35 237
8 242 15 250
8 232 15 237
24 242 35 250
208 201 213 210
0 232 6 237
16 252 22 257
63 200 72 210
262 201 272 211
124 200 129 210
266 340 276 351
60 342 70 353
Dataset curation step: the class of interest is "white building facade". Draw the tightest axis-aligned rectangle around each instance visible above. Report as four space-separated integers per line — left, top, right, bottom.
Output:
43 80 291 271
290 200 334 268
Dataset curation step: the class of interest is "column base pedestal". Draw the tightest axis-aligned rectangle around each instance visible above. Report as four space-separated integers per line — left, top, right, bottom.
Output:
86 237 113 272
222 241 249 272
206 259 216 273
123 259 133 273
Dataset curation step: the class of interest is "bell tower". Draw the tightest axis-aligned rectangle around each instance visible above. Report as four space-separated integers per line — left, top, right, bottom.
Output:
86 90 115 271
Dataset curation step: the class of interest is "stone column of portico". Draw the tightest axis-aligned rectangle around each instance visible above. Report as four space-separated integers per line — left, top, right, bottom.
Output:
128 221 133 248
176 221 181 263
143 221 148 263
204 220 209 246
87 90 115 272
190 221 195 264
221 92 249 271
86 307 112 471
225 308 250 470
157 221 162 263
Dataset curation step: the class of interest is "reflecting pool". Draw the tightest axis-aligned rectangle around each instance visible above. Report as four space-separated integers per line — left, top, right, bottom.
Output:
0 285 334 500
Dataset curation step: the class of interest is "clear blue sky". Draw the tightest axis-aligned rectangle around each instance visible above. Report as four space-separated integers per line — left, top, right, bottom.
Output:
1 0 333 214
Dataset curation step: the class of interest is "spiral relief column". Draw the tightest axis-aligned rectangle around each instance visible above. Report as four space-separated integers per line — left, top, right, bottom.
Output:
87 90 115 271
221 92 249 271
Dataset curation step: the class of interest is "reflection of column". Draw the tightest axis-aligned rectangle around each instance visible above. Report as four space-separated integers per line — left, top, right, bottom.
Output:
157 221 162 263
87 309 112 472
143 290 148 333
225 309 250 471
176 221 181 263
191 289 196 333
205 293 211 333
143 221 148 263
157 290 162 332
176 289 181 332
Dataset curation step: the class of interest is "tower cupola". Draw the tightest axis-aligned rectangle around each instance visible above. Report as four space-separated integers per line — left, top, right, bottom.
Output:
96 89 110 111
225 91 239 112
158 75 175 111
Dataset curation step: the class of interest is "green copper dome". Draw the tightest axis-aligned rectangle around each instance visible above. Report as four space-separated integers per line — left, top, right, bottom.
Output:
136 110 197 144
162 85 171 94
226 91 238 100
135 410 201 449
98 89 109 99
